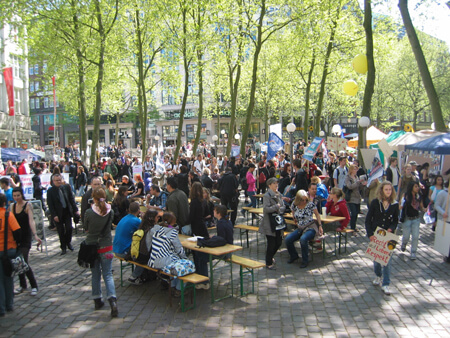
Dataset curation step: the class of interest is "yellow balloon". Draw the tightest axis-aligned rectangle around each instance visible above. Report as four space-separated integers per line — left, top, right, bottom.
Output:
343 80 358 96
352 54 368 74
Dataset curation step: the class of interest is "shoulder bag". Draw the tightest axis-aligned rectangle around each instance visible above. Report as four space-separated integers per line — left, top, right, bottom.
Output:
77 211 112 268
2 212 30 278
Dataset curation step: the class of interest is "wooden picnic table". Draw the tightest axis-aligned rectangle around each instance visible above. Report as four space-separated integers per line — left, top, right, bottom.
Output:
248 208 345 223
180 239 242 303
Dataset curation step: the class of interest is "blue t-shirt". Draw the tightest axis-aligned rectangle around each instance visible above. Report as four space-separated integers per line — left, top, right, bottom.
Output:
113 214 141 254
5 188 13 208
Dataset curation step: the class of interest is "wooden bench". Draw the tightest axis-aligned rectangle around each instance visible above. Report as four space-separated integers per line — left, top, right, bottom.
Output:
335 228 354 254
115 255 209 312
235 224 260 247
228 255 265 296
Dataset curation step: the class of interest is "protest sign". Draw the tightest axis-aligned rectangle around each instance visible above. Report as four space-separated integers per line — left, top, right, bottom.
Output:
327 137 347 152
365 227 399 266
132 164 143 178
302 137 324 162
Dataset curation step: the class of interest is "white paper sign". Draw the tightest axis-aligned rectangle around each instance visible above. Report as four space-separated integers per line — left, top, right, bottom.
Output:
365 227 399 266
434 220 450 256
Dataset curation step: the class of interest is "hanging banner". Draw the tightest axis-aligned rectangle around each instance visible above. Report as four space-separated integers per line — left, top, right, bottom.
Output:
365 227 399 266
1 173 69 200
302 137 324 162
3 67 15 116
267 132 285 161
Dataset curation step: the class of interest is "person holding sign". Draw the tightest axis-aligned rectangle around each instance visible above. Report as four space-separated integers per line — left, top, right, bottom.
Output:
365 181 399 296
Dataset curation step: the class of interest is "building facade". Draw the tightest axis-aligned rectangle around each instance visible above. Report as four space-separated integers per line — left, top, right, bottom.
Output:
0 22 34 148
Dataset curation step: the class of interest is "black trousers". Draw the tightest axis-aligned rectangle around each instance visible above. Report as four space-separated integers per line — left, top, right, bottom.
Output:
56 210 72 250
265 231 282 266
18 246 38 289
220 195 238 226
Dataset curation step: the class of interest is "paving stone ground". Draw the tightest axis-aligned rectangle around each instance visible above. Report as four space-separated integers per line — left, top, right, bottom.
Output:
1 203 449 337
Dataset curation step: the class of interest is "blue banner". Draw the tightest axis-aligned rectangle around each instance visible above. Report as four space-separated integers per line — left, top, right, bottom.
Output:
302 137 324 162
267 132 285 160
231 145 240 158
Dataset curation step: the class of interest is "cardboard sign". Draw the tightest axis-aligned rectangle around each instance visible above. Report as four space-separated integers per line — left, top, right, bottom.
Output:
327 137 347 152
434 219 450 256
365 227 399 266
378 138 393 159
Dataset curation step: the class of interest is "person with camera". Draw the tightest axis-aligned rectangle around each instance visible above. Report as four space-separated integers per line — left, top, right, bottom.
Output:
344 165 367 234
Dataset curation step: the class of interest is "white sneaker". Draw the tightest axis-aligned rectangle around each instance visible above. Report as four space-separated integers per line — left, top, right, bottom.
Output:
195 283 210 290
14 287 25 295
372 277 381 286
382 285 391 295
30 288 38 296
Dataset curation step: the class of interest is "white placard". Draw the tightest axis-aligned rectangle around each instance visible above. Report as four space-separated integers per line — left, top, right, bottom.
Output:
365 227 400 266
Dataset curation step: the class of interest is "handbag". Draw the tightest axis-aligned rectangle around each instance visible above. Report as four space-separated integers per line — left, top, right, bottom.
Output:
2 211 30 278
343 186 352 202
77 211 112 268
269 213 287 232
162 259 195 277
77 240 99 268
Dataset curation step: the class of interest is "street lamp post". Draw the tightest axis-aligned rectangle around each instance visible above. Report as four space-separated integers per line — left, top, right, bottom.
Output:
319 130 325 137
155 134 160 149
358 116 370 148
212 134 218 157
220 129 226 154
286 122 296 168
234 133 240 146
358 116 371 169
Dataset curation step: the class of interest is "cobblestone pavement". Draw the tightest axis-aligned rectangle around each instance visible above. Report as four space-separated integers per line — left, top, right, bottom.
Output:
1 205 449 337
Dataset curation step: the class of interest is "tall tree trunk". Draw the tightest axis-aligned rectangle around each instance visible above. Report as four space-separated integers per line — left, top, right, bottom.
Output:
174 7 190 161
314 7 339 138
90 0 106 165
135 9 148 163
192 50 204 155
240 0 266 156
358 0 376 166
72 4 87 163
398 0 446 132
304 52 316 140
226 63 241 157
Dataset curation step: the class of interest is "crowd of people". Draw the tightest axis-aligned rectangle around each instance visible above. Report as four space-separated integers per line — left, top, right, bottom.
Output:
0 138 449 318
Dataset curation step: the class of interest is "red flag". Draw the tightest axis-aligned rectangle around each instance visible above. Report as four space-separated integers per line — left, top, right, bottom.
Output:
3 67 14 116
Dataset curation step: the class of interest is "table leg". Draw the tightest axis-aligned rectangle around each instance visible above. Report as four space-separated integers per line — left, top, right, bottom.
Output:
209 254 214 303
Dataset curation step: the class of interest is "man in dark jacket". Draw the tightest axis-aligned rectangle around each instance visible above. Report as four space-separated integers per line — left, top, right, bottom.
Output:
218 167 239 225
292 159 308 195
47 174 79 255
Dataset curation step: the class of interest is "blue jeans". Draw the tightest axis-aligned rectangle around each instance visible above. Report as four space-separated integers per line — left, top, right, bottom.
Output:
285 228 316 263
347 203 360 230
0 249 17 315
114 252 144 278
69 177 75 193
374 256 392 286
246 191 256 209
91 254 116 300
402 217 420 254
